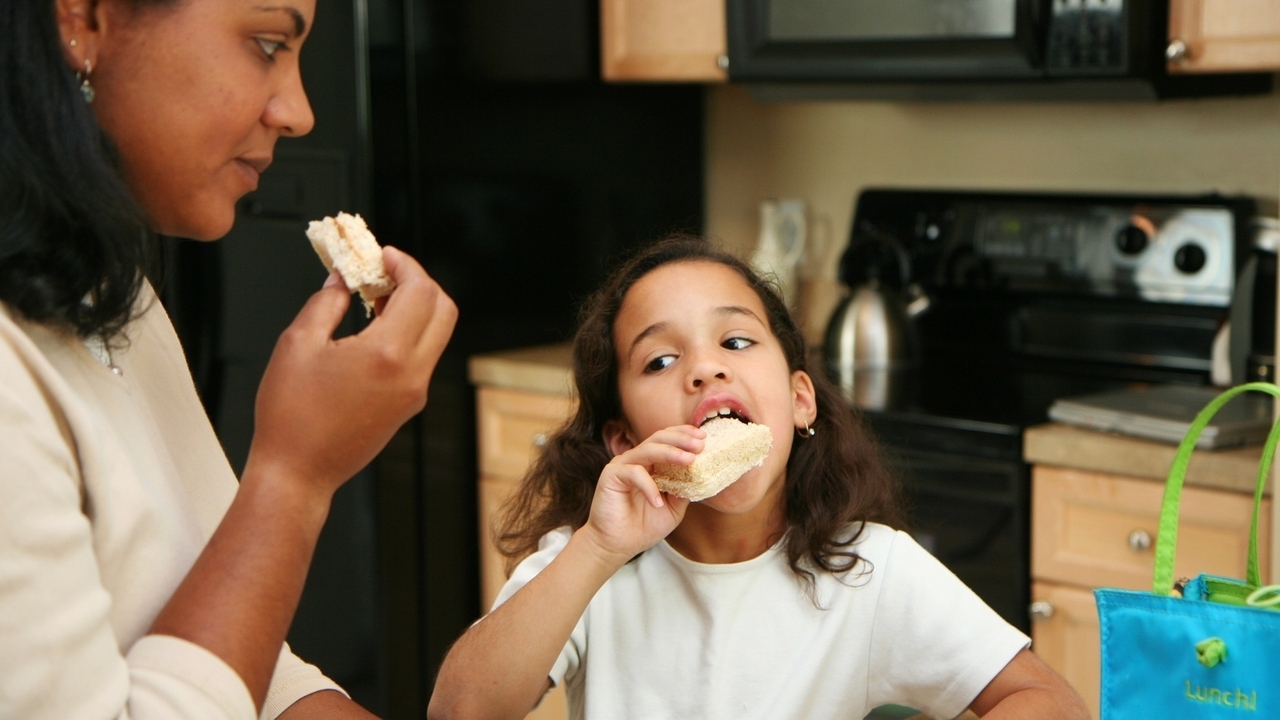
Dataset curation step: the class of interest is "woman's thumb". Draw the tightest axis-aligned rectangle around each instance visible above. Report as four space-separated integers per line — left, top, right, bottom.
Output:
294 272 352 338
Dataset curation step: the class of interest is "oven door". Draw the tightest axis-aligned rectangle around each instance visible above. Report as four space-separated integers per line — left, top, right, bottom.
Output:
888 446 1031 632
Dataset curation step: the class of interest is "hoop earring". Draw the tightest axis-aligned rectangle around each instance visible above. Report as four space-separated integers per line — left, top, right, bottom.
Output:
76 59 95 104
796 421 815 439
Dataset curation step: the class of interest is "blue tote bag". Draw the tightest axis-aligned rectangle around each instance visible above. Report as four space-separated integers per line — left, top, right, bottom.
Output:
1094 382 1280 719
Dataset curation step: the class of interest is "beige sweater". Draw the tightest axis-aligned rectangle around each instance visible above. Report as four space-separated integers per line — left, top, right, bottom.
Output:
0 285 343 719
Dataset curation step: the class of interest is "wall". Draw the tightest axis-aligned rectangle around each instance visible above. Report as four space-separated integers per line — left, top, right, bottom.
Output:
703 81 1280 584
706 83 1280 253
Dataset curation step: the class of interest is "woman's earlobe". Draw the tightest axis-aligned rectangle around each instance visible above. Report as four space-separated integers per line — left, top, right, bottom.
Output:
601 419 637 457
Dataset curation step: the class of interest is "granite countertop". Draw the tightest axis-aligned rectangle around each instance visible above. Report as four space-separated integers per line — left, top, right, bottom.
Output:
468 343 575 397
1025 423 1271 497
468 345 1272 498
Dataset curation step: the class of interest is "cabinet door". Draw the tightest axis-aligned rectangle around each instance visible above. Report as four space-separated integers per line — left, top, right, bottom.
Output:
1032 466 1271 590
1030 582 1100 720
1168 0 1280 72
601 0 728 81
477 387 576 479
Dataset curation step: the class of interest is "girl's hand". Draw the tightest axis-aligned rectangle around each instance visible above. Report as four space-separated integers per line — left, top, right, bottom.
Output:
244 246 457 497
580 426 701 565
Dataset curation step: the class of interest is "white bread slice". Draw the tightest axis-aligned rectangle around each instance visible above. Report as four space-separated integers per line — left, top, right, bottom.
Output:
306 212 396 316
652 418 773 501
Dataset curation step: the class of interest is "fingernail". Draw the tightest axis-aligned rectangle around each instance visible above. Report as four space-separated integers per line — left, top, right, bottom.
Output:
653 495 664 508
323 273 342 289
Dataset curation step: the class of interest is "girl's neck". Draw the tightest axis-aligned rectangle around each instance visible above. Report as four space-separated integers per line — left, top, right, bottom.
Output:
665 493 786 564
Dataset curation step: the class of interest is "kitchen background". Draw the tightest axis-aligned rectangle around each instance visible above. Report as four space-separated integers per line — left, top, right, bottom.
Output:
158 0 1280 717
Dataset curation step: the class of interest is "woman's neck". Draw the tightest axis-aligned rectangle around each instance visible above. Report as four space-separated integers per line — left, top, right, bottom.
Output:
664 492 786 564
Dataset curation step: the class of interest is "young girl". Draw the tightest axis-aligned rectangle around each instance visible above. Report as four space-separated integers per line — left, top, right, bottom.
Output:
430 237 1087 720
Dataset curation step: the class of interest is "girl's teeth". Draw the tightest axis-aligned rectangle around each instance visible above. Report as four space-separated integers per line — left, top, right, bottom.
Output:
706 404 737 420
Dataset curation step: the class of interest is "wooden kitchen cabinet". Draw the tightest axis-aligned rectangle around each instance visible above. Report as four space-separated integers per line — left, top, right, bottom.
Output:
1168 0 1280 72
1030 465 1272 717
600 0 728 82
474 385 575 720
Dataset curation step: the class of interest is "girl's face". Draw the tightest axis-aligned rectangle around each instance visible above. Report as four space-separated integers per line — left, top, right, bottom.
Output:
64 0 316 240
606 260 817 516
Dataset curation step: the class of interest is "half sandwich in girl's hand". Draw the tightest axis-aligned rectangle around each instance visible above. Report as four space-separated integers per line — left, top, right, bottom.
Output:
306 212 396 316
652 416 772 501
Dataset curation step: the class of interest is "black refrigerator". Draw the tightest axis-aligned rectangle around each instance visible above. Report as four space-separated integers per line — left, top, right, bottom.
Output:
161 1 704 716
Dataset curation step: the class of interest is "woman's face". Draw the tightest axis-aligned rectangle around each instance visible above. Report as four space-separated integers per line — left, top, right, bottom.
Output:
77 0 316 240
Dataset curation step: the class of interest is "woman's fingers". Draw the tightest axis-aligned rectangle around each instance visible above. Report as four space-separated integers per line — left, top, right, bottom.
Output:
290 272 352 341
367 246 458 372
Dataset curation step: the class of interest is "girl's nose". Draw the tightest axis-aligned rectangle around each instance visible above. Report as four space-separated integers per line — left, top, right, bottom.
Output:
687 353 731 390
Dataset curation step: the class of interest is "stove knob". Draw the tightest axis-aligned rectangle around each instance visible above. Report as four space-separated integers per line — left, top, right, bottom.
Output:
1174 243 1208 274
1115 224 1149 255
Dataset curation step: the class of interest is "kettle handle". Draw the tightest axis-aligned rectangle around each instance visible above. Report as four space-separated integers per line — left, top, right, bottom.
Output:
843 221 912 289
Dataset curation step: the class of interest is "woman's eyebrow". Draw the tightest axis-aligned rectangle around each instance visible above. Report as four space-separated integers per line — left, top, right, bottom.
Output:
254 5 307 37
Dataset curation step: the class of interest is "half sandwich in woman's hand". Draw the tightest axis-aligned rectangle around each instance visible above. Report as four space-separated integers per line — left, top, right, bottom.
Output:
306 212 396 316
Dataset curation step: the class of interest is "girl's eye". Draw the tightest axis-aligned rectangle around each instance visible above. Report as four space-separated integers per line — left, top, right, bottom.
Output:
644 355 676 373
256 38 283 59
723 337 755 351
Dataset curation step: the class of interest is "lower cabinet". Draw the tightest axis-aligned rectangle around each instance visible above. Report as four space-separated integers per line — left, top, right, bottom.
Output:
1029 582 1101 719
1030 465 1272 718
475 385 575 720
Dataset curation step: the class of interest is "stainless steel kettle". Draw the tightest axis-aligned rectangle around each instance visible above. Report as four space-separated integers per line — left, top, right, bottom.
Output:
824 228 929 410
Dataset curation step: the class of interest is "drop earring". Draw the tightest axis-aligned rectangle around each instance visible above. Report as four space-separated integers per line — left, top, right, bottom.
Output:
76 58 95 104
796 421 816 439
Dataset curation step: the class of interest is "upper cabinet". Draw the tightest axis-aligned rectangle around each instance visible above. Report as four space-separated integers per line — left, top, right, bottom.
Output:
1168 0 1280 72
601 0 728 81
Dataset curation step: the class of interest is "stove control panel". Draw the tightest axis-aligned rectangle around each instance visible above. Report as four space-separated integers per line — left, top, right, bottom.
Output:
971 203 1235 306
848 190 1257 308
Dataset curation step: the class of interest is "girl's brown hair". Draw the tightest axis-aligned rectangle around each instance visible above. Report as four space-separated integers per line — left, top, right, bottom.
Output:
496 235 904 591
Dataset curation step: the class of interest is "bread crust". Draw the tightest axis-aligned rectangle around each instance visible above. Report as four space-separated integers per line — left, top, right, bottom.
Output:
306 212 396 316
652 418 773 501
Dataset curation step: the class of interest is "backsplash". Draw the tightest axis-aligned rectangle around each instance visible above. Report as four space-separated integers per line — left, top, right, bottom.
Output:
704 84 1280 342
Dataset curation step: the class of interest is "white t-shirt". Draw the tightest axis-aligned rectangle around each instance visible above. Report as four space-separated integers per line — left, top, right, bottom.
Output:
493 523 1029 720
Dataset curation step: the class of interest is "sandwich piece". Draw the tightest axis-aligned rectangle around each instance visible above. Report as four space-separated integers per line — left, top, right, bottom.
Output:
306 212 396 316
652 417 773 501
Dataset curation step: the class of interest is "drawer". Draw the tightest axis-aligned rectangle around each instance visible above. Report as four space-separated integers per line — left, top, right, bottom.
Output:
1030 581 1100 720
1032 466 1271 591
477 387 575 479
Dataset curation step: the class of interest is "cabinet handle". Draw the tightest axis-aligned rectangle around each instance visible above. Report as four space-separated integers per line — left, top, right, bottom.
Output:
1128 529 1153 553
1029 601 1055 622
1166 39 1189 63
716 54 729 71
532 432 548 448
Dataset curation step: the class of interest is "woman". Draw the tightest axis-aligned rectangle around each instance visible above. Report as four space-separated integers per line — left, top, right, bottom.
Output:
0 0 456 717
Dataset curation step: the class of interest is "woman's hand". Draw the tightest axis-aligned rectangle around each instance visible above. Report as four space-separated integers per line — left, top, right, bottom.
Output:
244 245 457 497
579 425 701 565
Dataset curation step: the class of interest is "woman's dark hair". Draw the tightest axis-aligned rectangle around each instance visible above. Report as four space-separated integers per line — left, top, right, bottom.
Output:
497 234 904 593
0 0 166 340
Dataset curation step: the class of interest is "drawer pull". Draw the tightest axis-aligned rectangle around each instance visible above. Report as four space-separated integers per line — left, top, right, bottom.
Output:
532 432 548 448
1128 529 1153 553
1028 601 1054 622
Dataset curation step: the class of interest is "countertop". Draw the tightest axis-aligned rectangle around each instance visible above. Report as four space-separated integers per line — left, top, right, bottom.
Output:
468 343 575 397
1025 423 1270 497
468 344 1271 498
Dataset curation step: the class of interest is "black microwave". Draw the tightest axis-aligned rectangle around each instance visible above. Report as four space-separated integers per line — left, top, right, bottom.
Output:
725 0 1272 101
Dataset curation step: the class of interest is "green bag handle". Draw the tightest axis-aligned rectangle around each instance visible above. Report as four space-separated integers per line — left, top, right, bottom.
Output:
1153 381 1280 597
